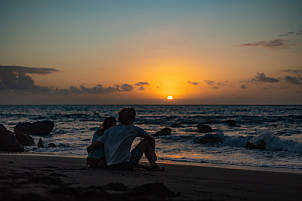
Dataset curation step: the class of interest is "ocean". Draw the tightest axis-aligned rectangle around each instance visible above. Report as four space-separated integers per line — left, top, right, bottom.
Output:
1 105 302 172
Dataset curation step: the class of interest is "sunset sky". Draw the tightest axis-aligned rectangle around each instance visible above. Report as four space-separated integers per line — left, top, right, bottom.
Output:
1 0 301 104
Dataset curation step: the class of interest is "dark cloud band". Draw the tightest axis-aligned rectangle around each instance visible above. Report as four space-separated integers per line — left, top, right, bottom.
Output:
187 81 198 86
0 65 138 94
240 39 288 50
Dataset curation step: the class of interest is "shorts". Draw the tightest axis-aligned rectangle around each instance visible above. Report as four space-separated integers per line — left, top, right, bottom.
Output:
86 157 106 168
108 146 143 170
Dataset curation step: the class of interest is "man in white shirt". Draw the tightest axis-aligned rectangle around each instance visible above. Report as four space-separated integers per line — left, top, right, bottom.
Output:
87 108 159 170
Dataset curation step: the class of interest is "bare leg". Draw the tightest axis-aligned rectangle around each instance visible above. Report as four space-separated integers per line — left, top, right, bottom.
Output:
148 137 158 161
137 139 159 169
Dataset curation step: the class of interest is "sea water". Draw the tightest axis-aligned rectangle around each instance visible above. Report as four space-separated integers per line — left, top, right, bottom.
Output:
1 105 302 172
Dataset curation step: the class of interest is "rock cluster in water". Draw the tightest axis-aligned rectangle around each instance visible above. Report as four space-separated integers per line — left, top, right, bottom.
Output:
14 120 54 136
0 125 24 152
0 121 55 152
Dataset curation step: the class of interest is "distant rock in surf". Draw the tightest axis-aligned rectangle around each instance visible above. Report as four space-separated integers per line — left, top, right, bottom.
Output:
15 133 35 146
170 123 181 128
153 128 172 136
222 120 237 127
14 120 54 136
0 124 24 152
48 143 56 148
37 138 44 148
197 134 223 144
245 140 266 150
197 124 213 133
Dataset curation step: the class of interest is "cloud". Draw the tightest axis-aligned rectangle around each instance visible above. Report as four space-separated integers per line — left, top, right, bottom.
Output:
284 76 301 85
120 84 133 91
216 82 225 86
56 84 134 94
134 82 149 90
204 80 226 89
0 65 60 74
0 65 136 94
204 80 226 90
241 84 247 89
282 69 301 74
205 80 215 85
240 39 289 50
280 30 302 37
0 65 57 90
252 72 279 83
187 81 198 86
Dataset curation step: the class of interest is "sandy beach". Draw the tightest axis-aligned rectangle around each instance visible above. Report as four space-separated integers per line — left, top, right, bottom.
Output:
0 154 301 201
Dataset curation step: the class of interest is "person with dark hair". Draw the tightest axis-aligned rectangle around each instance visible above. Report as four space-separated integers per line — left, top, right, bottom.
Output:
87 108 160 170
86 117 116 168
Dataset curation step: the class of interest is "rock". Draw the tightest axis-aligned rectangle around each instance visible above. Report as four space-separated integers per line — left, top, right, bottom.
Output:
197 134 223 144
170 123 181 128
37 138 44 148
245 140 266 149
153 128 172 136
0 124 24 152
14 120 54 136
222 120 237 126
197 124 213 133
15 133 35 146
48 143 56 148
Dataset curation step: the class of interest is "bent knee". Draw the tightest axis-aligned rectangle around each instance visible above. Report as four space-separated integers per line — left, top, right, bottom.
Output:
137 138 152 150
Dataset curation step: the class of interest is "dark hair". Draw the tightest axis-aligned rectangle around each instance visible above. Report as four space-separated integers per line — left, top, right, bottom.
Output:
102 117 116 131
118 107 136 125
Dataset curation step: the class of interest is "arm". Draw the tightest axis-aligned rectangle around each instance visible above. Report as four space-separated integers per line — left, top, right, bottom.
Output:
86 141 104 153
136 126 155 149
144 133 155 142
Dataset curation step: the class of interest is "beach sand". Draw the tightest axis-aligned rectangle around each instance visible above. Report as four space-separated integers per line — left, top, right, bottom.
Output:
1 154 301 201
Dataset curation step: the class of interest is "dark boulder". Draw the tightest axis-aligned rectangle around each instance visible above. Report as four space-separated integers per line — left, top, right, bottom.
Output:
37 138 44 148
14 120 54 136
197 124 213 133
222 120 237 126
170 123 181 128
153 128 172 136
245 140 266 150
48 143 56 148
15 133 35 146
0 124 24 152
197 134 223 144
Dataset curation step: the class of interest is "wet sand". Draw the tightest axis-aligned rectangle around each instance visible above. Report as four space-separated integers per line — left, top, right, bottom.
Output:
0 154 302 201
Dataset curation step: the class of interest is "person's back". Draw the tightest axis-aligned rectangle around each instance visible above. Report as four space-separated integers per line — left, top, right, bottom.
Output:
96 107 160 170
88 128 105 159
100 123 146 166
86 116 116 168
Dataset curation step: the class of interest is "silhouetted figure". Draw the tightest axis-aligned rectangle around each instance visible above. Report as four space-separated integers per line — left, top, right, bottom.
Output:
86 117 116 168
87 108 161 170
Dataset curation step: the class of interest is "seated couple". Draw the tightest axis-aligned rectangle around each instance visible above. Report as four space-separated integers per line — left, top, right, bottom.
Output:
86 107 160 170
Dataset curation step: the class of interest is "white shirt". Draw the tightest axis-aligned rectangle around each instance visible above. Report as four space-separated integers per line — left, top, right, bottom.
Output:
97 123 146 166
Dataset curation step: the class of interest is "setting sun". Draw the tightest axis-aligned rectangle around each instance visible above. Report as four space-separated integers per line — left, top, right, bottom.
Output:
167 96 173 100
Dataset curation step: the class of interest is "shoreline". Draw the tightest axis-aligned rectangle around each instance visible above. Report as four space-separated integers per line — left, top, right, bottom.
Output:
1 153 302 200
4 152 302 174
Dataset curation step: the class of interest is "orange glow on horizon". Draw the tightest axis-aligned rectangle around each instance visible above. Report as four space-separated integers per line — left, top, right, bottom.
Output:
137 60 202 100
